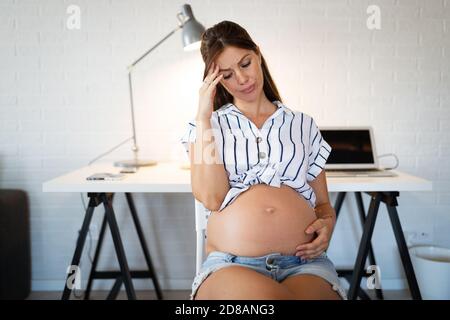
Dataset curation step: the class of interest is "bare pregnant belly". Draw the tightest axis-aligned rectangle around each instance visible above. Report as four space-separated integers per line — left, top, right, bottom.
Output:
205 184 317 257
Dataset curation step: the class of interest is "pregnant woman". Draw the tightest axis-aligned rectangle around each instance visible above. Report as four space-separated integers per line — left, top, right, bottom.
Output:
181 21 347 300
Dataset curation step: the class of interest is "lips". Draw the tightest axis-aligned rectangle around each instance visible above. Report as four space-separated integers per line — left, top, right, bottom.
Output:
241 84 255 94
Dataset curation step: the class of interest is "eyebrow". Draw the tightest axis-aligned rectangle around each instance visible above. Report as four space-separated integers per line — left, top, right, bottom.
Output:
219 54 251 72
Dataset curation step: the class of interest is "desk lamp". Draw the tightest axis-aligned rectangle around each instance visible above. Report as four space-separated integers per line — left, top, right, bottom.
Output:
114 4 205 168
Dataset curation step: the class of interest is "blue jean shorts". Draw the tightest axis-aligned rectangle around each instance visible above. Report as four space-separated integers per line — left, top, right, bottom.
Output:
191 251 347 300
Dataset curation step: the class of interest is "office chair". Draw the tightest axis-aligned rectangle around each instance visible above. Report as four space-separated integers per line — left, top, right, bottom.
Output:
194 199 210 275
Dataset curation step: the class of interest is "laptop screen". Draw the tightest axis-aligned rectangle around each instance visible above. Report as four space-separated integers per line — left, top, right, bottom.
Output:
320 129 375 168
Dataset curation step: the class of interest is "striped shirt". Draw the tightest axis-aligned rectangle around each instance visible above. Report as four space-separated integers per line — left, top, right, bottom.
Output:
180 100 332 216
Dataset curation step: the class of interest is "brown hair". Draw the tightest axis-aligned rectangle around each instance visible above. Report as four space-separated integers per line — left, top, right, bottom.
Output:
200 20 283 111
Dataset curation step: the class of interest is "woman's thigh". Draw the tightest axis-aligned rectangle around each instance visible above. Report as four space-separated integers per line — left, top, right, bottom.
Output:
195 265 295 300
280 274 342 300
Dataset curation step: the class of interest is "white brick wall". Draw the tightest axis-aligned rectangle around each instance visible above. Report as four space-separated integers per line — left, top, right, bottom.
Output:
1 0 449 293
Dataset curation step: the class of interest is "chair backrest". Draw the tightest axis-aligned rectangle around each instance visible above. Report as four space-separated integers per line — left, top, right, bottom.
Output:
194 199 209 275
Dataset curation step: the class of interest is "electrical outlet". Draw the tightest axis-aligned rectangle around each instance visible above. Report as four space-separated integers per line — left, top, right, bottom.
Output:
89 224 99 241
404 230 433 247
415 231 433 244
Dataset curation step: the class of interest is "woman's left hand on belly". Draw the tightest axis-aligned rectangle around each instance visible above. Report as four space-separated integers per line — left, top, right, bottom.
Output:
295 216 335 260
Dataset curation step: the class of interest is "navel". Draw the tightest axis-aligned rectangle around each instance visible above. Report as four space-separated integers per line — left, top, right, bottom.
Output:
265 207 276 214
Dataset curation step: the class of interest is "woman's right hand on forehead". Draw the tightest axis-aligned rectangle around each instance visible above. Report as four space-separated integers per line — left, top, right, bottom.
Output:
196 62 223 121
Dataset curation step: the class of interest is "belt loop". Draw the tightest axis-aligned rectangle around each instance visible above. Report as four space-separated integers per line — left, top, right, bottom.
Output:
226 253 236 263
265 254 277 270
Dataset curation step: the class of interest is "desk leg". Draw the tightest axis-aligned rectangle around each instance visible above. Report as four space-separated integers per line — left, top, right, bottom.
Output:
355 192 384 300
125 193 163 300
348 193 382 300
334 192 347 219
386 201 422 300
334 192 382 299
61 195 97 300
106 277 123 300
84 207 109 300
101 193 136 300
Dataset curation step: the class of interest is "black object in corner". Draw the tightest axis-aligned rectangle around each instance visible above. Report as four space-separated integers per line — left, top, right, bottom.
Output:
0 189 31 300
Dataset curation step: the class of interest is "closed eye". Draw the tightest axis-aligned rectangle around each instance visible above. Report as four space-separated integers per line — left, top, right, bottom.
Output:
223 61 251 80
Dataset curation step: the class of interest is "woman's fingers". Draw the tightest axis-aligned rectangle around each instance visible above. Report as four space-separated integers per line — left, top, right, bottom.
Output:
296 233 326 251
303 252 324 259
207 73 223 91
297 243 327 255
201 73 221 94
206 62 215 78
205 63 216 80
203 64 220 87
305 218 326 235
296 246 323 257
296 244 327 259
209 62 215 73
295 233 328 258
197 63 220 120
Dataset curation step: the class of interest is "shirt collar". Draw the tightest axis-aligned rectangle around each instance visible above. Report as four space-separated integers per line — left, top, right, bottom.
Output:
216 100 289 117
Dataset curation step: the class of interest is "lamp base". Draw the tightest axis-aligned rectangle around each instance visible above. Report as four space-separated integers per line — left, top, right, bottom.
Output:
179 161 191 170
114 159 158 168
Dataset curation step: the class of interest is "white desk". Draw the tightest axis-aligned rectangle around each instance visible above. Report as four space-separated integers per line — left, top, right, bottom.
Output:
42 162 430 193
43 162 432 300
42 162 192 193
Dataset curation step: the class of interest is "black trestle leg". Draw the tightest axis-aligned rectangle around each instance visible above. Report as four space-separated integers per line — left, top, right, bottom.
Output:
125 193 163 300
355 192 384 300
348 193 382 300
101 193 136 300
107 277 123 300
84 210 108 300
386 198 422 300
334 192 347 219
62 194 98 300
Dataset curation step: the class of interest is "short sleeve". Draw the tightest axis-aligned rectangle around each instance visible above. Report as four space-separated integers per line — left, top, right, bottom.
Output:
307 117 332 182
180 120 197 157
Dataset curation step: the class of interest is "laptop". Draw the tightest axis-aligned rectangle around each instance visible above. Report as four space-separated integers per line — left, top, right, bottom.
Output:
320 126 397 177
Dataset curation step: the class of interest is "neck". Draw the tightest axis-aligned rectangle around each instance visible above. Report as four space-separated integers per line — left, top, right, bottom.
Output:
233 94 275 118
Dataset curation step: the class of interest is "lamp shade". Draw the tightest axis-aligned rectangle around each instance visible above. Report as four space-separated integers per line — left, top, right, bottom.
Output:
181 4 205 51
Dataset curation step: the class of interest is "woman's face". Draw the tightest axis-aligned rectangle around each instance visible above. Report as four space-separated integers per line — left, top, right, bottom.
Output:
215 46 263 103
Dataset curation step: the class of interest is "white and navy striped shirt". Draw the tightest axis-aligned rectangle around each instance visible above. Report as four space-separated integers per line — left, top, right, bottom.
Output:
180 100 332 216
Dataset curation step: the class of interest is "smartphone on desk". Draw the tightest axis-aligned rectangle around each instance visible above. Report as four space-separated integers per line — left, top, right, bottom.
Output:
86 173 126 181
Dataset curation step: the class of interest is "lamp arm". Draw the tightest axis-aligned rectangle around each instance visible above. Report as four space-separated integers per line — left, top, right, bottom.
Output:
127 71 138 156
126 24 184 159
88 136 133 165
128 25 182 69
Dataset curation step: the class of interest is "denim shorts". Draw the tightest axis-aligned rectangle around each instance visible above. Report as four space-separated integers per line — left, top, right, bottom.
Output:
191 251 347 300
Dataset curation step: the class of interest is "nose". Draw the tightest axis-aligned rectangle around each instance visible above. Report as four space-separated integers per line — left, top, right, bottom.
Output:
235 69 249 86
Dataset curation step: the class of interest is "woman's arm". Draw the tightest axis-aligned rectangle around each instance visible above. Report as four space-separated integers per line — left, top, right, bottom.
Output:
189 118 230 211
309 171 336 225
296 171 336 259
